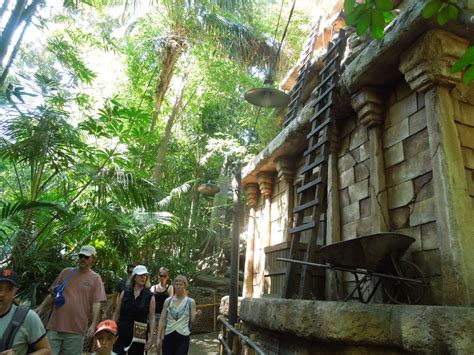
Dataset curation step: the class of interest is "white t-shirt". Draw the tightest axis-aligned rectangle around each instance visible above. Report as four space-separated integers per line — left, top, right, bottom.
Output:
0 304 47 355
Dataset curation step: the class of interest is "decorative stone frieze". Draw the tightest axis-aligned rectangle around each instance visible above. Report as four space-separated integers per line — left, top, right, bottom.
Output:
351 88 384 128
257 172 273 198
399 30 469 93
274 156 295 184
244 183 259 208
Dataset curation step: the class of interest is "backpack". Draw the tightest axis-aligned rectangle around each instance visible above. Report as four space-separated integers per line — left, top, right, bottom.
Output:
0 305 29 351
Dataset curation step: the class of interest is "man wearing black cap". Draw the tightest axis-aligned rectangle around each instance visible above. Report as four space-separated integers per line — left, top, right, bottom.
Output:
0 269 51 354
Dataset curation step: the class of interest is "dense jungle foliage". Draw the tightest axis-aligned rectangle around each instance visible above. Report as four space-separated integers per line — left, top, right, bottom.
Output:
0 0 319 301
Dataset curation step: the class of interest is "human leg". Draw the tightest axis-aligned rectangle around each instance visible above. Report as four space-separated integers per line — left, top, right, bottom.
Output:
59 332 84 355
162 331 178 355
47 330 63 355
174 333 190 355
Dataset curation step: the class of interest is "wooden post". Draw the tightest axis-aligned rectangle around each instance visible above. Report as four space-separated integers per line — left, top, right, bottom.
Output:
232 323 241 354
213 293 217 331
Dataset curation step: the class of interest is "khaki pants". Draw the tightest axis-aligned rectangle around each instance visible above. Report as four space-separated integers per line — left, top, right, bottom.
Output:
47 330 84 355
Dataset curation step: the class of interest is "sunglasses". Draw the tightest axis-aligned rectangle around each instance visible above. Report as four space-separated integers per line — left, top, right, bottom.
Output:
127 270 134 274
159 274 166 277
78 254 90 260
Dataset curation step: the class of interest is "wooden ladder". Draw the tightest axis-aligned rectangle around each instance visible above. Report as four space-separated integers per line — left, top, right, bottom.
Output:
282 30 346 299
283 19 321 127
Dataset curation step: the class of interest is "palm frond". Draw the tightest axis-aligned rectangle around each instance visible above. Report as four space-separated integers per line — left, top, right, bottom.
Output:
158 180 193 208
0 200 67 220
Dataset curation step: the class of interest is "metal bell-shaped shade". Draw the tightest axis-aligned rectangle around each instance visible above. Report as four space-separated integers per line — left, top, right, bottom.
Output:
244 86 290 108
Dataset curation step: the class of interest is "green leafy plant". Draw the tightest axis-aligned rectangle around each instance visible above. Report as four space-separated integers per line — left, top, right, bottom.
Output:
451 46 474 84
344 0 394 39
422 0 460 25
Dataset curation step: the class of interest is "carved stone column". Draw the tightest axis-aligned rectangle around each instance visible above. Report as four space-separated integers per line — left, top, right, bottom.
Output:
256 172 273 297
274 156 295 242
243 183 258 298
325 126 342 300
399 29 473 304
351 87 389 232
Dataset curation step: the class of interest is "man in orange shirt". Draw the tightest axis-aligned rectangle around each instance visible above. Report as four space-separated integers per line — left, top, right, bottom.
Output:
36 245 106 355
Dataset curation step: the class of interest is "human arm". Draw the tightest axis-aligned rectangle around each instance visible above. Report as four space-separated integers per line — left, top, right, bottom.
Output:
29 335 52 355
168 285 174 296
145 296 156 350
86 302 102 337
35 294 53 317
156 298 170 349
190 298 197 323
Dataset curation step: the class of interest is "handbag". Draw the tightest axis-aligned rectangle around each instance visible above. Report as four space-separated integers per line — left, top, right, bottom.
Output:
53 268 77 308
124 320 148 351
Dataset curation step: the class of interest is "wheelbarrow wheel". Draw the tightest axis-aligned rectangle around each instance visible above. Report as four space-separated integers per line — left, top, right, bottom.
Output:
382 259 426 304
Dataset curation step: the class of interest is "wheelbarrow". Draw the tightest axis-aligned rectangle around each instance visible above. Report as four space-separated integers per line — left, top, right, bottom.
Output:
278 233 428 304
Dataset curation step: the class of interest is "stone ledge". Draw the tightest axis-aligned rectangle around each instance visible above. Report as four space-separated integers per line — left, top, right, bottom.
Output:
239 298 474 353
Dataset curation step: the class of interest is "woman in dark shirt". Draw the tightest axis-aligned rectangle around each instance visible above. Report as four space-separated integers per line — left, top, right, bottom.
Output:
151 267 174 323
113 265 156 355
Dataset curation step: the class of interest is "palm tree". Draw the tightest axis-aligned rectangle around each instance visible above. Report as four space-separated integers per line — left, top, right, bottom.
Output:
146 0 278 185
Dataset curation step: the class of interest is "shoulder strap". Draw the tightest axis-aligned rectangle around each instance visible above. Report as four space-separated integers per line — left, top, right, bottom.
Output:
56 268 77 293
0 306 30 351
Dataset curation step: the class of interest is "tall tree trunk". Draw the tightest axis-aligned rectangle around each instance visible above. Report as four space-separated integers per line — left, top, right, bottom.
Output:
151 80 186 185
148 34 185 134
0 0 41 65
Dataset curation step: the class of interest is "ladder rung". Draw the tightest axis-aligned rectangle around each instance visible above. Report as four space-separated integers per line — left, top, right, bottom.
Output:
307 117 331 138
300 155 326 175
304 136 328 156
312 84 334 109
290 221 317 234
293 199 320 214
322 37 344 61
320 53 340 75
314 71 336 95
310 100 332 123
297 176 322 194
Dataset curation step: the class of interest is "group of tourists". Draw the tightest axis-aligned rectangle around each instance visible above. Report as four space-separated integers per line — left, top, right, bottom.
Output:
0 245 196 355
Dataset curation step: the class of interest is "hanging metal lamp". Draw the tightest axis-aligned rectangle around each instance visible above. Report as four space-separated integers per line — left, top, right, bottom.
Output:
244 77 290 108
197 181 220 196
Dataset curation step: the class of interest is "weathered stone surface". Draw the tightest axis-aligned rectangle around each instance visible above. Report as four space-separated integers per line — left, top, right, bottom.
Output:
410 197 436 226
337 153 356 173
340 116 357 138
337 134 350 157
195 273 231 292
340 187 350 207
404 128 429 160
349 179 369 203
417 92 425 110
461 147 474 169
349 125 369 150
414 172 434 201
360 197 371 218
409 108 427 135
359 142 370 161
412 249 442 277
396 80 413 101
383 118 410 149
397 225 422 253
341 201 360 225
240 298 474 353
356 216 372 236
388 180 414 209
457 123 474 149
342 220 357 240
453 83 474 106
389 207 410 230
384 142 404 168
399 30 469 92
458 101 474 127
354 162 370 182
386 149 432 187
339 167 355 189
421 221 438 250
466 169 474 196
386 93 418 128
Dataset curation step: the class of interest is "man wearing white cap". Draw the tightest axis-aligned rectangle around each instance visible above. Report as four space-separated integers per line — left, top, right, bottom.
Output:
36 245 106 355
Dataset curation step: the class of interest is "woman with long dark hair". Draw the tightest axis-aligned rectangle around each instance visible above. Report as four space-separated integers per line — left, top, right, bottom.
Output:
113 265 155 355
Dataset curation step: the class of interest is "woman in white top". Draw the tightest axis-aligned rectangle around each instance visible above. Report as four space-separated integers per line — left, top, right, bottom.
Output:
156 275 196 355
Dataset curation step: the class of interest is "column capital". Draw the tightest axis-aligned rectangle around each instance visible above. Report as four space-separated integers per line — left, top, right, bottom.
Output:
399 30 469 93
274 156 295 184
244 183 259 208
257 172 274 198
351 88 384 128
